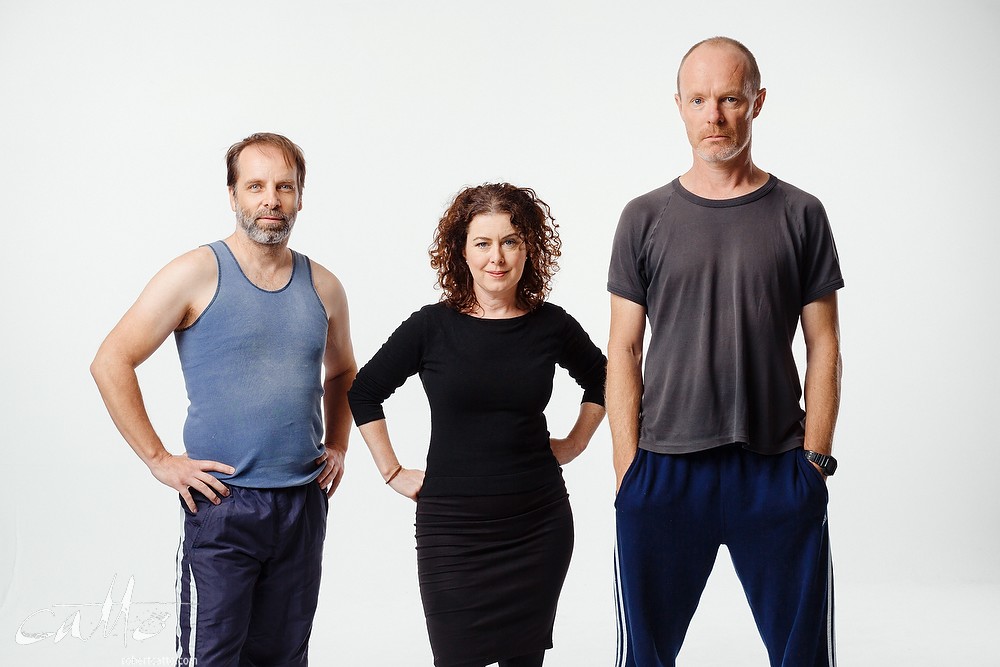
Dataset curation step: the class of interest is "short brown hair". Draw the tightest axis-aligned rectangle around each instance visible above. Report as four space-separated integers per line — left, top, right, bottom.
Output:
677 36 761 97
429 183 562 313
226 132 306 194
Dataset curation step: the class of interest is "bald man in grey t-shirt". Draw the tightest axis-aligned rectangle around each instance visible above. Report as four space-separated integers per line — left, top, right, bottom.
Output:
607 37 843 667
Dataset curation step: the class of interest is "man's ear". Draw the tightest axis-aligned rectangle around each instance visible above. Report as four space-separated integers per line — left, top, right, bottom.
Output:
752 88 766 119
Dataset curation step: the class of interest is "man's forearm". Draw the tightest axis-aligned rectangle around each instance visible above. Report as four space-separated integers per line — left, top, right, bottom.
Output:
91 355 169 467
803 338 842 456
323 365 357 451
607 347 643 489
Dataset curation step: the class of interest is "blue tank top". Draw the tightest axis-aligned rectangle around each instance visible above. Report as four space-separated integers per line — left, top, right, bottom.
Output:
175 241 328 488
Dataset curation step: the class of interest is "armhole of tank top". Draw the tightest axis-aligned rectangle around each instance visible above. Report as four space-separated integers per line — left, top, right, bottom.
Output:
301 253 330 319
176 243 223 332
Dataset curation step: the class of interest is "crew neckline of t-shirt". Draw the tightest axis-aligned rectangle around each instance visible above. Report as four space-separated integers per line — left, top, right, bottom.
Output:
672 174 777 208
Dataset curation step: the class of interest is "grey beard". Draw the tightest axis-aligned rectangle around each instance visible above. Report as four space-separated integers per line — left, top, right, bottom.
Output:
236 205 296 245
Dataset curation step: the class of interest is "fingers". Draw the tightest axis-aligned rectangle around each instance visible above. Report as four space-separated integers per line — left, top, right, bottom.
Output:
185 475 224 506
199 459 236 476
389 469 424 502
325 469 344 498
203 475 231 499
184 459 235 501
180 489 198 513
153 454 237 512
180 471 230 508
316 459 337 487
179 477 218 512
315 447 345 495
184 462 232 500
317 461 334 486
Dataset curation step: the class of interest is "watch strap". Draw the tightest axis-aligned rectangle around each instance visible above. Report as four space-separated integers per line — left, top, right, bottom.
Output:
804 450 837 476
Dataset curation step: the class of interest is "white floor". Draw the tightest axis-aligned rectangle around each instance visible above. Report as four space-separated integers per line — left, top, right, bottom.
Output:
673 567 1000 667
4 553 998 666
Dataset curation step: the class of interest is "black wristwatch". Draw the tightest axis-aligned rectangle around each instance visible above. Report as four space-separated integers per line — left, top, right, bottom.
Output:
804 450 837 476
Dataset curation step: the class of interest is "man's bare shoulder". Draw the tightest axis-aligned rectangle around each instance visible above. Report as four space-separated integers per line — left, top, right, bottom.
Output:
138 245 220 331
96 245 220 352
308 259 346 298
307 258 348 319
157 245 218 286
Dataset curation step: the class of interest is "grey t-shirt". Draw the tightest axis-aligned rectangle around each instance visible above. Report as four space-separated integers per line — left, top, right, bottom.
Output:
607 175 843 456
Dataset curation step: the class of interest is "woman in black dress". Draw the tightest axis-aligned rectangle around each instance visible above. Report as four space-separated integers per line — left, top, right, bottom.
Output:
347 183 606 667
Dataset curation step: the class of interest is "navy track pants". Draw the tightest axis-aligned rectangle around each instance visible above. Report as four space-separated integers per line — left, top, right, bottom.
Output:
175 483 328 666
614 446 835 667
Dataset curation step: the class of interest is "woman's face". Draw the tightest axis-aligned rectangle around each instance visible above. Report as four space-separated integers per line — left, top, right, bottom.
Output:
463 212 527 305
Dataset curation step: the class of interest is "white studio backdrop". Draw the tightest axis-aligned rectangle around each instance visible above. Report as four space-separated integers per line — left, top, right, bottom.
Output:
1 1 998 665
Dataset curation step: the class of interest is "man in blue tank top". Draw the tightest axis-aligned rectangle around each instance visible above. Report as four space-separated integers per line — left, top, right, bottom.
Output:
608 39 843 666
92 133 357 665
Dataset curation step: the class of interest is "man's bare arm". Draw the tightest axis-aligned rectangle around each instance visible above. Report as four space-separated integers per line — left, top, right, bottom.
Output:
607 294 647 492
801 292 842 475
311 261 358 497
91 248 234 512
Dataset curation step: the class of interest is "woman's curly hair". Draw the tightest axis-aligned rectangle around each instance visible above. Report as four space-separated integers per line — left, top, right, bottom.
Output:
429 183 562 313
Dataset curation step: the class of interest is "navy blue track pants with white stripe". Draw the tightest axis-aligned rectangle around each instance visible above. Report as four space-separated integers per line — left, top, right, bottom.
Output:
614 445 835 667
176 483 328 666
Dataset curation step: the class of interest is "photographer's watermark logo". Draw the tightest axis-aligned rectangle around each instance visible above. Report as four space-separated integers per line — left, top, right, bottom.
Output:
15 575 172 648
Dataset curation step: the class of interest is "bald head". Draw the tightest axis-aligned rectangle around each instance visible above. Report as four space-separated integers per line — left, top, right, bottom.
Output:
677 36 760 98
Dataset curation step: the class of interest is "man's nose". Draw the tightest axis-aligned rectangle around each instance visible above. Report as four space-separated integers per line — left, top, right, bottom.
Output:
262 186 280 208
707 103 724 125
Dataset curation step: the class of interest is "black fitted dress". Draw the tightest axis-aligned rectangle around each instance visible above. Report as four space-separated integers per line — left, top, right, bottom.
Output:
348 302 606 667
